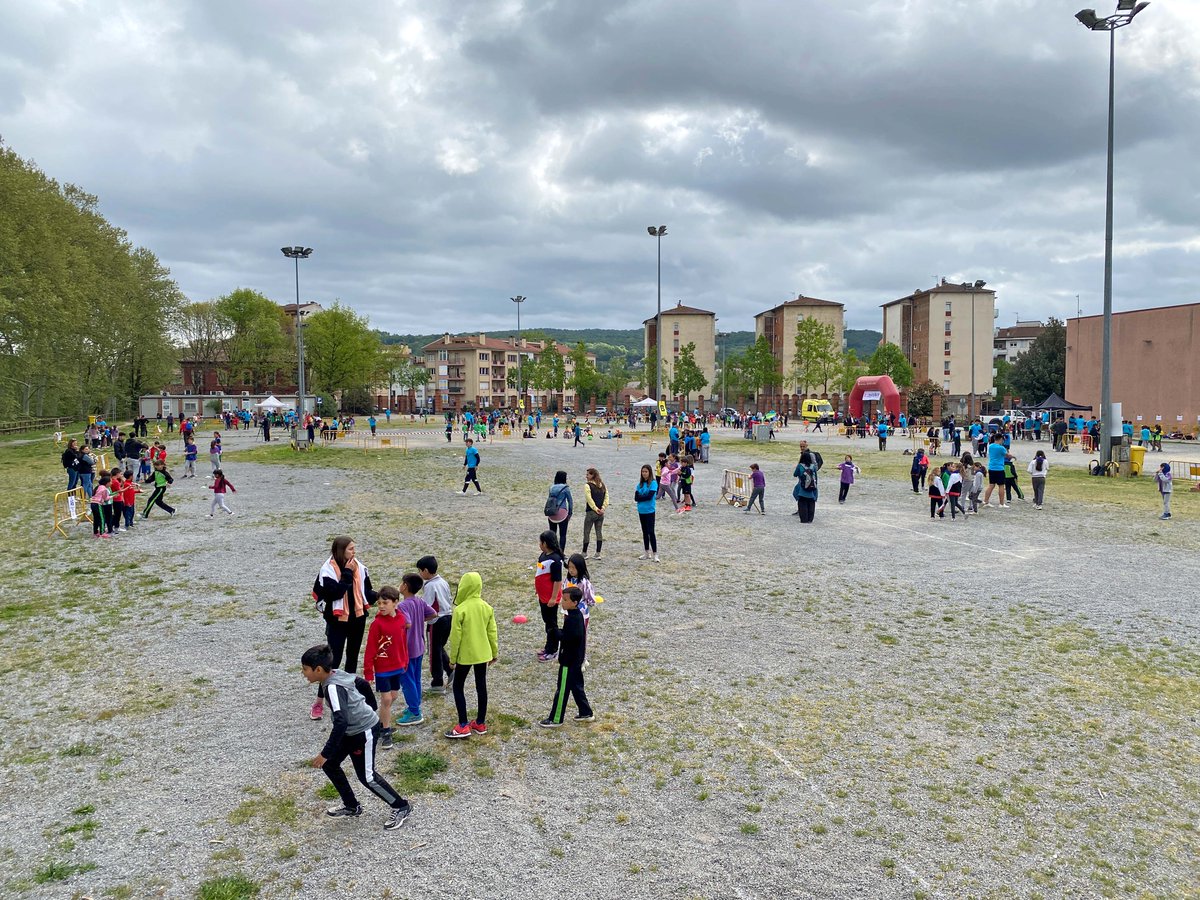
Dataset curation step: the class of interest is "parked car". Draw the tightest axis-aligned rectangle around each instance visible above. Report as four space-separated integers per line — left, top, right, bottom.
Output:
594 406 608 416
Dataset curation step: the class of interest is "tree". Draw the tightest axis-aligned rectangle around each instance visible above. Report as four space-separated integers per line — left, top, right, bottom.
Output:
601 353 634 407
566 342 603 406
668 342 708 407
535 344 566 409
740 335 781 409
791 318 840 394
867 342 914 388
1008 319 1065 404
302 302 383 401
835 349 868 395
907 379 946 418
398 358 431 410
992 357 1014 404
216 288 293 393
176 301 232 368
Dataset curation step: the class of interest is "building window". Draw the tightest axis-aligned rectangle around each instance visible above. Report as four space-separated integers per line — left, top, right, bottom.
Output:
944 321 952 335
508 354 517 363
673 322 680 335
944 342 951 352
944 362 951 375
480 352 490 361
673 339 679 352
479 367 490 376
438 350 448 361
943 380 951 392
945 301 952 315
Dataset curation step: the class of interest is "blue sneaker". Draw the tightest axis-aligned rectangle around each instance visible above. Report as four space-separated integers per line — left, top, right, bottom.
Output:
397 710 425 726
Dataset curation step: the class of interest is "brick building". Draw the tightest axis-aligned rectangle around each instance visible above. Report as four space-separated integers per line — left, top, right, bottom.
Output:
754 294 846 413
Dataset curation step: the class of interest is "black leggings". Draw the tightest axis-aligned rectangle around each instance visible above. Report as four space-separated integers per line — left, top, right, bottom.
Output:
453 662 488 726
428 616 452 687
911 472 924 492
141 486 174 517
540 602 559 654
638 511 657 552
547 516 569 551
838 482 850 503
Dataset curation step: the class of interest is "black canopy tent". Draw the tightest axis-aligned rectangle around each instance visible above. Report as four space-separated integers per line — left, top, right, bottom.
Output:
1029 393 1093 414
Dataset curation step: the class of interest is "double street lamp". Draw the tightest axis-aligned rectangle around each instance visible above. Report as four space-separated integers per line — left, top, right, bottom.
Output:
511 295 525 412
969 279 986 421
281 246 313 421
1074 0 1150 461
647 225 667 404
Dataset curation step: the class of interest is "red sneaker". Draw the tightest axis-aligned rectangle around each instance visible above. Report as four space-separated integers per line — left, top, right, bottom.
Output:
309 700 323 720
469 721 488 734
444 723 471 739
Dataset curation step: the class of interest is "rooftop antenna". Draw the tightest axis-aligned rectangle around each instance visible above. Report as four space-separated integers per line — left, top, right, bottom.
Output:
1076 294 1081 317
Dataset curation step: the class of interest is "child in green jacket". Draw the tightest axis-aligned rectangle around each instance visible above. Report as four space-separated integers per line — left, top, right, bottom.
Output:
444 572 498 740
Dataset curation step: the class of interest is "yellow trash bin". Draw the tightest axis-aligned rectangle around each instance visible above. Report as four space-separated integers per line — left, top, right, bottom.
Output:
1129 445 1146 476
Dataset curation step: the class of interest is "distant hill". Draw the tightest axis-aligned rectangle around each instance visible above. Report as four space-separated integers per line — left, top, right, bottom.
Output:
378 327 881 367
846 329 882 357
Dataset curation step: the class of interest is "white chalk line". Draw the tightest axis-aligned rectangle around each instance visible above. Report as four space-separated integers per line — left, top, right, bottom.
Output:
846 515 1032 559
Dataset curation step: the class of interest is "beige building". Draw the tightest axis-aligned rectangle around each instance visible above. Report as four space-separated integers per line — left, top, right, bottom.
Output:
642 302 717 407
1066 303 1200 430
422 334 594 413
754 294 846 408
882 280 996 418
994 320 1046 363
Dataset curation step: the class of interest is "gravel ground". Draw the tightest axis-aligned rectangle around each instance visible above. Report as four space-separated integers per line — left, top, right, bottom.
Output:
1 424 1197 899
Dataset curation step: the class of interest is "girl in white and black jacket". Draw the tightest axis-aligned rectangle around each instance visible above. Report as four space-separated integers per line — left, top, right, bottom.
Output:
310 535 378 720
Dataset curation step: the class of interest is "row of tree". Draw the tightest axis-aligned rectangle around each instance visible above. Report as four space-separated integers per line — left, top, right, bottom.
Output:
0 141 183 419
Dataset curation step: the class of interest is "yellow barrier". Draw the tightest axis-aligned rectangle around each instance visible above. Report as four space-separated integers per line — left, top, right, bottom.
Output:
49 487 91 537
720 469 752 507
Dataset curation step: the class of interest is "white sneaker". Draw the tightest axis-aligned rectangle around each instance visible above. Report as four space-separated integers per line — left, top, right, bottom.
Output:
653 554 661 563
638 552 648 560
1000 503 1010 509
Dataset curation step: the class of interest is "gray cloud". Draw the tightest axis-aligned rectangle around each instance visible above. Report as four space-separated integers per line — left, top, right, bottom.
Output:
1 0 1196 334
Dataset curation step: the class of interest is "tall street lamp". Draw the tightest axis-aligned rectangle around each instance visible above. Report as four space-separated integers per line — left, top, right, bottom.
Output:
717 330 728 410
969 279 986 421
647 225 667 404
281 246 313 421
1075 0 1150 461
511 295 525 412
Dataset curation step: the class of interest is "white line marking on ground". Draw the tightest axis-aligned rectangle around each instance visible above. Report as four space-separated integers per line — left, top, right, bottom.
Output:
847 516 1030 559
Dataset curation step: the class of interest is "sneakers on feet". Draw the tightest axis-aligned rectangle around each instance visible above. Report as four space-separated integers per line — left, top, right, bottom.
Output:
538 718 562 728
537 650 558 662
310 700 324 720
428 685 446 695
326 804 362 818
574 712 596 722
397 711 425 726
592 553 602 560
381 729 394 750
444 723 472 739
469 720 488 734
384 804 412 830
653 554 661 563
638 552 648 560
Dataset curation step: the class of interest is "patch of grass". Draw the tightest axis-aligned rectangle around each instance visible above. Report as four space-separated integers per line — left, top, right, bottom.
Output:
316 783 339 800
60 741 103 757
61 818 99 838
740 822 760 835
197 873 261 900
228 789 299 826
33 860 97 883
393 750 451 794
72 803 96 816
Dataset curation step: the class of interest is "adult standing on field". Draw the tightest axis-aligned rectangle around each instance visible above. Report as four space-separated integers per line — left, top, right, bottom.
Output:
581 467 608 560
61 439 81 492
310 536 377 720
792 450 819 523
983 434 1009 509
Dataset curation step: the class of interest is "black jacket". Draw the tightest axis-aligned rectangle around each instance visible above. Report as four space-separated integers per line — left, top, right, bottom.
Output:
61 448 79 470
315 568 377 625
557 608 587 667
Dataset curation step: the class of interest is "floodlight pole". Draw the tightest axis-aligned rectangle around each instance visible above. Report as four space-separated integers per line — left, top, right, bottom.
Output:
281 246 313 422
1075 1 1149 462
647 225 667 405
511 296 525 411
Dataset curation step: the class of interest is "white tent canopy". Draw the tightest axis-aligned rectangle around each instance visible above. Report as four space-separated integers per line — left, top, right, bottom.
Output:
632 397 660 408
255 395 288 410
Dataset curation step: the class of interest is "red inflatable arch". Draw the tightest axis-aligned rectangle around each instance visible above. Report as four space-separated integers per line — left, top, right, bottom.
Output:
847 375 901 420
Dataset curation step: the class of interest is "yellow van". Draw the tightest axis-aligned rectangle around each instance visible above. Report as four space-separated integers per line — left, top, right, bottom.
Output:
801 399 835 423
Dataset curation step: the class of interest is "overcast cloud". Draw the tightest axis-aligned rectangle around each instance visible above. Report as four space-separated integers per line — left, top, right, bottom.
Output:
1 0 1197 335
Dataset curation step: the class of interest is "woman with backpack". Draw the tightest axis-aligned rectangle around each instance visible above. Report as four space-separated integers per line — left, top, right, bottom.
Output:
1027 450 1049 510
792 450 819 523
544 470 573 550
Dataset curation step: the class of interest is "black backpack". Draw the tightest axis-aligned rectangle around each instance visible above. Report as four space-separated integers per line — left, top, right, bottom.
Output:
543 489 566 517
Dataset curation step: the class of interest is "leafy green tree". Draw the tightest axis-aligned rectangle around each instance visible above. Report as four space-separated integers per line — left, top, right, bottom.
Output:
535 343 567 408
1008 319 1065 404
906 379 945 418
601 353 634 407
867 342 914 388
835 349 868 395
668 342 708 407
567 342 602 406
992 357 1013 404
791 318 840 394
740 335 781 408
216 288 293 393
303 302 383 397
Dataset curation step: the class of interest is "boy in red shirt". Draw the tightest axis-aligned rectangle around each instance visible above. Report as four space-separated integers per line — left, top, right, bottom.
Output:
363 586 410 750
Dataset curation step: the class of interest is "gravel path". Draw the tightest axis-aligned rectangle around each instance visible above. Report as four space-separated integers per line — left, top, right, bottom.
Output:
1 425 1197 898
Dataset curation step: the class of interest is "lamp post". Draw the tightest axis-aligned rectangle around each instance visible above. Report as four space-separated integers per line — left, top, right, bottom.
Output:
717 331 728 411
970 279 987 421
281 246 313 421
510 295 525 412
1075 0 1150 462
647 225 667 404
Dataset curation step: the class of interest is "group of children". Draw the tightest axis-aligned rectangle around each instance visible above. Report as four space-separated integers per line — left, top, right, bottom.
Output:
305 536 599 831
655 452 698 511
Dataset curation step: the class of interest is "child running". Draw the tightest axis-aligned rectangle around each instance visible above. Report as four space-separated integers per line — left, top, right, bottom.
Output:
362 586 410 751
461 438 482 494
301 644 412 829
444 572 498 739
396 574 438 727
836 455 860 504
206 469 237 517
142 460 176 518
538 586 594 727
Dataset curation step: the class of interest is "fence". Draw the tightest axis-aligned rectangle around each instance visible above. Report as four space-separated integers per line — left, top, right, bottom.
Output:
49 487 91 537
0 417 64 436
1172 460 1200 489
719 469 752 507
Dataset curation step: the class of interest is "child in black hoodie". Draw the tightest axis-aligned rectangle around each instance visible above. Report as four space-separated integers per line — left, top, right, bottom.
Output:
538 587 594 727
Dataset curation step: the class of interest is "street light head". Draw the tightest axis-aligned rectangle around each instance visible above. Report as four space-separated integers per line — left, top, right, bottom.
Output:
974 280 987 289
1131 2 1149 17
301 247 313 258
1075 8 1100 28
647 226 657 236
1117 0 1135 9
511 295 525 303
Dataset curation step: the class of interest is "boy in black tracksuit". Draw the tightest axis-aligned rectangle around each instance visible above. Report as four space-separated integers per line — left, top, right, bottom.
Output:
539 588 594 727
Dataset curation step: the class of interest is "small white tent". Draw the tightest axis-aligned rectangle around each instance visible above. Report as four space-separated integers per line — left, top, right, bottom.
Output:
632 397 659 408
256 395 288 410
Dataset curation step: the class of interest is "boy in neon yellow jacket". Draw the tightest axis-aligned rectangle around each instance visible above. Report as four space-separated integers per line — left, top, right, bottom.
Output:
445 572 498 740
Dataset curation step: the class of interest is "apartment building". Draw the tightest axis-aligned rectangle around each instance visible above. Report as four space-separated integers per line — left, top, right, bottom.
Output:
881 280 996 418
754 294 846 409
642 302 717 406
993 320 1046 362
422 333 594 413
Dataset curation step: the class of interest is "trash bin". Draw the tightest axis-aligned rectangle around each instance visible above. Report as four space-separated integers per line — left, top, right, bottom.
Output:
752 424 772 441
1129 444 1146 476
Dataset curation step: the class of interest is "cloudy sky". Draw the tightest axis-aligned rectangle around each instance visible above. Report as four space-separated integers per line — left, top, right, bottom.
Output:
2 0 1196 336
